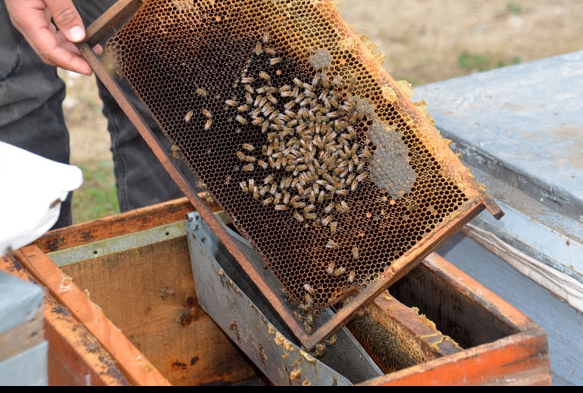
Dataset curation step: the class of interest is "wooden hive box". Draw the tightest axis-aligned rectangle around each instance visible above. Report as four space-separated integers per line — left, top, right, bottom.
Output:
1 198 550 386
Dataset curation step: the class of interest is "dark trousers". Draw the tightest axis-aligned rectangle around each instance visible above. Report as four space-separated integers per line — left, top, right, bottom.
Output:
0 1 198 228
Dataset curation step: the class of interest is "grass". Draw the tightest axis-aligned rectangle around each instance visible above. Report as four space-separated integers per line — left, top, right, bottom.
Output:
506 2 523 15
458 51 521 73
71 160 119 224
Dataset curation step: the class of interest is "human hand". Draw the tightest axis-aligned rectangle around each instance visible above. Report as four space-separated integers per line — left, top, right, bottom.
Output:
5 0 102 75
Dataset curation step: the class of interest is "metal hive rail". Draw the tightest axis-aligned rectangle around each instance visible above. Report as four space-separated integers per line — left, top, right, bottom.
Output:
81 0 503 351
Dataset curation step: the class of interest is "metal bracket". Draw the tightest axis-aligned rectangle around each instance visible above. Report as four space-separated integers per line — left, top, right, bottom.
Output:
186 211 383 386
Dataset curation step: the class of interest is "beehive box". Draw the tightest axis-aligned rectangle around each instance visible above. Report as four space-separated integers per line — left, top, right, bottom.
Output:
80 0 504 350
3 198 550 386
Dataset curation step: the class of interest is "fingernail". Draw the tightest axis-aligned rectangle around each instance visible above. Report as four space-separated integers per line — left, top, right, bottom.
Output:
68 26 85 42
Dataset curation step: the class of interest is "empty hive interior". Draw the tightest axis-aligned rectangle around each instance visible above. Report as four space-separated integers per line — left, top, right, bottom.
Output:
103 0 499 333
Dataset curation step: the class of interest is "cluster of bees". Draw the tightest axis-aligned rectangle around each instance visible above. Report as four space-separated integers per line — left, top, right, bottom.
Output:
222 34 377 336
229 35 373 240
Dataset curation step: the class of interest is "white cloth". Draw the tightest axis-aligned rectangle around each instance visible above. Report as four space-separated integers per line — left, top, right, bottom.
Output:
0 142 83 256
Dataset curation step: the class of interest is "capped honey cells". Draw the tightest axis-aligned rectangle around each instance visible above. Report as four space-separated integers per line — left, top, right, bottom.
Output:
105 0 502 333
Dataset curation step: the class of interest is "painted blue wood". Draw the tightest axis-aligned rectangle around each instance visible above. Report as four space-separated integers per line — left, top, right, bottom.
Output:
0 272 44 335
0 272 47 386
413 51 583 287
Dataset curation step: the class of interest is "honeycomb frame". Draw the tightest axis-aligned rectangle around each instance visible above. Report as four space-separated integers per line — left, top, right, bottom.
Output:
80 0 503 351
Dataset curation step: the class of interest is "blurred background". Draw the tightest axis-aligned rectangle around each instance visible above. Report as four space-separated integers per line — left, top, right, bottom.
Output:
61 0 583 223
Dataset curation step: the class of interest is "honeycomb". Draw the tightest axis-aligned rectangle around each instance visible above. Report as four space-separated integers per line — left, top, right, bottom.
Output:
103 0 500 327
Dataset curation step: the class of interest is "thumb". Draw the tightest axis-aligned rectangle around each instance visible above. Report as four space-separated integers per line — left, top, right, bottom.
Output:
46 0 86 43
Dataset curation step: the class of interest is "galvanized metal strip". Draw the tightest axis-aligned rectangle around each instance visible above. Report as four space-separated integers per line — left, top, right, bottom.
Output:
46 222 187 267
186 212 384 385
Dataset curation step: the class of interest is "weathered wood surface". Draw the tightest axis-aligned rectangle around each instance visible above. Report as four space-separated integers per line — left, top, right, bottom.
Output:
13 246 172 386
357 253 551 386
0 255 129 386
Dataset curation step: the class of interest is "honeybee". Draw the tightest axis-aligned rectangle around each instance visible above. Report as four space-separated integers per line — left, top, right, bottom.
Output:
304 212 317 221
326 239 340 249
184 109 194 123
326 262 336 275
282 177 292 189
292 200 306 210
257 96 268 108
352 246 360 260
239 181 249 193
225 99 238 107
242 163 254 172
256 159 268 170
321 215 333 227
242 143 255 152
274 204 288 211
237 104 250 113
337 201 350 214
235 115 247 125
264 47 277 56
282 192 291 205
333 266 347 276
329 221 338 234
202 108 212 118
312 74 321 87
346 173 356 186
347 270 356 284
254 42 263 56
294 92 305 104
259 185 270 197
327 335 338 346
293 212 305 223
196 87 207 97
303 283 315 294
171 145 182 160
245 92 253 105
356 172 368 182
204 119 213 131
323 202 335 215
303 204 315 213
267 94 278 105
